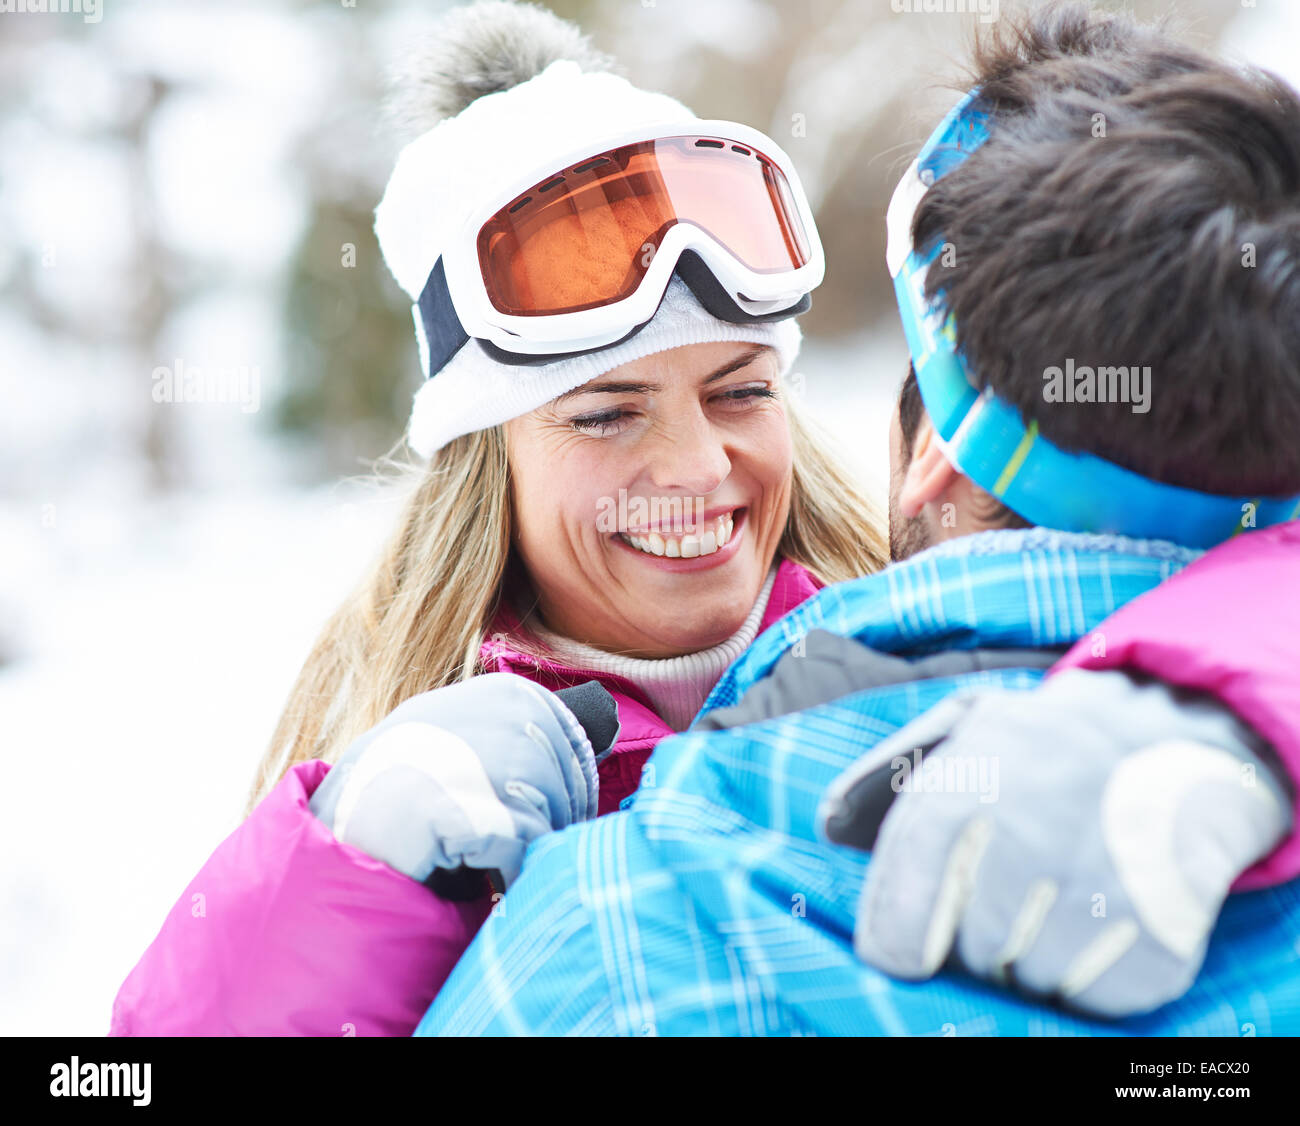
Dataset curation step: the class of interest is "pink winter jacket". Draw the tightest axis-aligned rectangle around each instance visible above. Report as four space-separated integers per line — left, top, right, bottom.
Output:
109 558 823 1036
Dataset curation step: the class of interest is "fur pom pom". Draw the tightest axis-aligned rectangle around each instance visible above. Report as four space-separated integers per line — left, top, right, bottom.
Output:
386 1 616 138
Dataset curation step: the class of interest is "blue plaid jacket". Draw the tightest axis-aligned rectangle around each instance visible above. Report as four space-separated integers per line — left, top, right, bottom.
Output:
416 530 1300 1036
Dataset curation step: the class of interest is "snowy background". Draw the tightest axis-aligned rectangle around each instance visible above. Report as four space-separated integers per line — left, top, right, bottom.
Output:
3 0 1296 1036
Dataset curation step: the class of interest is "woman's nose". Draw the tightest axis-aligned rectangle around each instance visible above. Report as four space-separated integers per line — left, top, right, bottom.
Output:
645 412 731 496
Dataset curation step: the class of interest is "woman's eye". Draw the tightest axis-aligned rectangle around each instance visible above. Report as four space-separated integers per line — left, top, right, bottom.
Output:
567 386 773 433
716 385 777 407
569 409 628 435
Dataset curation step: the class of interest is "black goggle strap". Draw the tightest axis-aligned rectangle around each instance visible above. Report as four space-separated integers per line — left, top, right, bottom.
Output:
415 257 470 377
415 250 812 375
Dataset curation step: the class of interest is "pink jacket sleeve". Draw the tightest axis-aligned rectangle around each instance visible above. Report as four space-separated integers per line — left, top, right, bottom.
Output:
1054 521 1300 891
110 760 493 1036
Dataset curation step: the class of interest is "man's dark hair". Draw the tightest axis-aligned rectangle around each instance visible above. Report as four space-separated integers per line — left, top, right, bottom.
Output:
909 0 1300 498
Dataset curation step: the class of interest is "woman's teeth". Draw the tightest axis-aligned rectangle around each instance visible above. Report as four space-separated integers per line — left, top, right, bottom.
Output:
619 512 736 558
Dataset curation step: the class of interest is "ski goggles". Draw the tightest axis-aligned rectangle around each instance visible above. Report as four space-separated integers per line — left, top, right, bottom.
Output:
887 89 1300 549
418 120 824 370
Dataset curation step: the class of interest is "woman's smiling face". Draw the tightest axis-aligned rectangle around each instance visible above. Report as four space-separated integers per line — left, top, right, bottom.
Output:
505 341 793 658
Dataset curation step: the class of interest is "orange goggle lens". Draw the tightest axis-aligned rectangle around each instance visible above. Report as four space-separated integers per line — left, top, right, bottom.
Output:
476 136 812 317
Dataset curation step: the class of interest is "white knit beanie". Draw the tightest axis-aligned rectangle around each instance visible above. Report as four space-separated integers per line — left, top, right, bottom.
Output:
373 3 802 459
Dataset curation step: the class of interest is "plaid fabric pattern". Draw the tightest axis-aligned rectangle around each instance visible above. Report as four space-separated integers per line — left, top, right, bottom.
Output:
416 530 1300 1036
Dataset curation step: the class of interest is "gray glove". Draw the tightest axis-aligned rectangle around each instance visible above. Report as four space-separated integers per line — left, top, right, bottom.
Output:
817 669 1293 1018
310 673 617 889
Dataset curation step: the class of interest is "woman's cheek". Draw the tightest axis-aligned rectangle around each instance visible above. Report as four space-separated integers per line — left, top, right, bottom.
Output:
751 407 793 484
509 434 570 570
543 446 621 559
752 412 795 547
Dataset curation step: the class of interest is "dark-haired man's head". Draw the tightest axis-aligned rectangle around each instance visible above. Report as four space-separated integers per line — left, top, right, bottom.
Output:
887 1 1300 561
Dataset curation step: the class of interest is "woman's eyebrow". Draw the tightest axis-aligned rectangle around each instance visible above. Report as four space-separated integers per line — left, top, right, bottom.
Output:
554 347 770 405
703 346 768 384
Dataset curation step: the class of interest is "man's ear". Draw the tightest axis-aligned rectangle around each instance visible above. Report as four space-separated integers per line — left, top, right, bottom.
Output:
898 415 959 518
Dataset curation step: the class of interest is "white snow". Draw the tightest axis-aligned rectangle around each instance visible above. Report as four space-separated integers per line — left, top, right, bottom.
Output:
0 485 401 1035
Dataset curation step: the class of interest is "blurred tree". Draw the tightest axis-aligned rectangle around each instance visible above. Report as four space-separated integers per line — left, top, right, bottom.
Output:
277 198 415 472
274 0 435 476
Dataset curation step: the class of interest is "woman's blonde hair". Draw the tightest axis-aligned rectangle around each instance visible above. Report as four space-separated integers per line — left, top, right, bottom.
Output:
243 391 888 816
